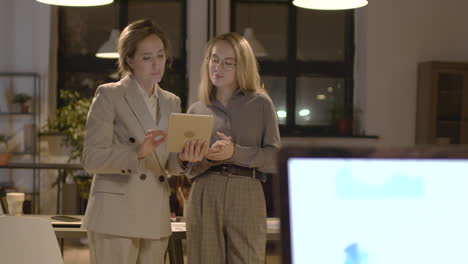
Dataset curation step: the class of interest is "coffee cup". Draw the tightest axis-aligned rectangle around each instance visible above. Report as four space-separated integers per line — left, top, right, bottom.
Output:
6 192 25 215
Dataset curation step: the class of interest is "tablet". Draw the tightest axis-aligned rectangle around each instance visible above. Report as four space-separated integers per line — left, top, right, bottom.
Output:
166 113 214 153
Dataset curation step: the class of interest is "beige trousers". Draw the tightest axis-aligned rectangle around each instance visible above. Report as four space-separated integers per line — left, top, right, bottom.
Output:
186 173 267 264
88 231 169 264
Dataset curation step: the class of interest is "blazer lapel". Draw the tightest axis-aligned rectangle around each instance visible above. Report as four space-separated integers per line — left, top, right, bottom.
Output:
155 86 166 127
122 76 165 173
122 75 155 133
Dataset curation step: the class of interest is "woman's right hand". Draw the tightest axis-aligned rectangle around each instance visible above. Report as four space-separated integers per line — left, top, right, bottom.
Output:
137 129 167 159
178 139 208 163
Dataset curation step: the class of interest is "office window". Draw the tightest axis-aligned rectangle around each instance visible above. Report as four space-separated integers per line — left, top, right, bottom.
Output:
296 8 346 61
232 0 354 136
57 0 187 108
263 76 287 125
235 3 288 61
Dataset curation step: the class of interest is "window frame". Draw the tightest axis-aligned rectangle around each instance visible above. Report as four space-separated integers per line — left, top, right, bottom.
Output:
231 0 355 136
57 0 188 109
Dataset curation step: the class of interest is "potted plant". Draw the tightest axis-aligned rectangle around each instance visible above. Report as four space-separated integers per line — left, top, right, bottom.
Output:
0 134 12 165
42 90 93 201
331 103 354 136
12 93 32 113
43 90 92 162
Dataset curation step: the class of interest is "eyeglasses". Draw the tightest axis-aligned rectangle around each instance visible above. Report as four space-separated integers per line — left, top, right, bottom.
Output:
209 55 236 71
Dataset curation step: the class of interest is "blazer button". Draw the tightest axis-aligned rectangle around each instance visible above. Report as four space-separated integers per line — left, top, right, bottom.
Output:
121 169 126 173
127 169 132 173
129 137 135 143
140 174 147 180
159 175 165 182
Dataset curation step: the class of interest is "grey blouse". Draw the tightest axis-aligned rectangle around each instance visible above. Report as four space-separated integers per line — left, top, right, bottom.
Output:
184 89 281 179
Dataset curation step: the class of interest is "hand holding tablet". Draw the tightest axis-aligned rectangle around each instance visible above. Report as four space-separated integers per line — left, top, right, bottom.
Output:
178 140 209 162
166 113 214 153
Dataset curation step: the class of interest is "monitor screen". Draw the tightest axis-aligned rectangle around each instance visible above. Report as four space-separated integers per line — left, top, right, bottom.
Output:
278 146 468 264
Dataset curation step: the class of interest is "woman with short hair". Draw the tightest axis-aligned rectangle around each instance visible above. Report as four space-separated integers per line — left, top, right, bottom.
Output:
81 19 183 264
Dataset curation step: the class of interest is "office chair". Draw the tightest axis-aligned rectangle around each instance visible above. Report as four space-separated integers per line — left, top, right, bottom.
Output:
0 216 64 264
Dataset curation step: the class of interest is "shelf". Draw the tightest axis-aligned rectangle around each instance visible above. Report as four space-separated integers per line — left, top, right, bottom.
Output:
0 72 39 77
0 72 41 214
24 192 40 196
10 151 36 155
0 182 14 188
0 112 36 116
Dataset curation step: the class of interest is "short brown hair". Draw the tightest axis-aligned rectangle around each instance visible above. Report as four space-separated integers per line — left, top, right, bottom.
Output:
117 19 171 76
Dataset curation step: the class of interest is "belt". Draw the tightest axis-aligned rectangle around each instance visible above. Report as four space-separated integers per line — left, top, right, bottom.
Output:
208 164 263 180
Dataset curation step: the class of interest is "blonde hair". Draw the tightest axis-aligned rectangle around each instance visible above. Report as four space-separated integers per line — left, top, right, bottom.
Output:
117 19 171 76
199 32 265 104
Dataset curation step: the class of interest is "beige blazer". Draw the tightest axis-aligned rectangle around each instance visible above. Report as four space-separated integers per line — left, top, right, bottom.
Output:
81 75 182 239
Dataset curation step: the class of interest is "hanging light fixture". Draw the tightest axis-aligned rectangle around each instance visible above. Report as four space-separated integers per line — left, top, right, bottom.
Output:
242 3 267 58
35 0 113 6
243 27 268 58
293 0 368 10
96 29 120 59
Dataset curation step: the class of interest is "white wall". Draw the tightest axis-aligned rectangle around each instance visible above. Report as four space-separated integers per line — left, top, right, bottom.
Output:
355 0 468 146
0 0 13 71
12 0 51 125
0 0 52 212
0 0 51 126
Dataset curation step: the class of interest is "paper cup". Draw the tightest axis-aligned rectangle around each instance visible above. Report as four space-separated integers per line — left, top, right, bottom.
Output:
6 192 25 215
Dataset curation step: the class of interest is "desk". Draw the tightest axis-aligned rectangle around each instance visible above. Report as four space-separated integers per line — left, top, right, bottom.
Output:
0 163 83 214
28 215 280 264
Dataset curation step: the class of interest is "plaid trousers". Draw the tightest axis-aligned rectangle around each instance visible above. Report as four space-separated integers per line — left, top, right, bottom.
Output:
186 173 267 264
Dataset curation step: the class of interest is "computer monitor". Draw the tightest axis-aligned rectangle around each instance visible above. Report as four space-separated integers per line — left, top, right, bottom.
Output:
278 146 468 264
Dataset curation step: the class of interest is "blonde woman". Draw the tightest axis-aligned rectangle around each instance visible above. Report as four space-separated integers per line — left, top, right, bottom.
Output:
179 32 281 264
81 19 183 264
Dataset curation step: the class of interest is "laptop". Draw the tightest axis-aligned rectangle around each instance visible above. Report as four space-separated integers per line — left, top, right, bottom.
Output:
277 145 468 264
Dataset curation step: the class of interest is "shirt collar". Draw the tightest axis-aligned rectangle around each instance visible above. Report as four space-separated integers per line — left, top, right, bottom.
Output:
211 88 248 110
132 75 159 99
233 88 247 96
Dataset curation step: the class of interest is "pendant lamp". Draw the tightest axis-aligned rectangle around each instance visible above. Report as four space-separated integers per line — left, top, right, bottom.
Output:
243 27 268 58
293 0 368 10
96 29 120 59
36 0 113 7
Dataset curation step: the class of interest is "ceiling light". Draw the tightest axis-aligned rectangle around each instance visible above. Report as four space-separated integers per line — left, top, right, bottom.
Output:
316 94 327 100
36 0 113 7
96 29 120 59
293 0 368 10
243 27 268 58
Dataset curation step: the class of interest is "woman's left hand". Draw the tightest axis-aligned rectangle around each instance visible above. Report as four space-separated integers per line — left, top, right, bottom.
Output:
205 132 234 161
178 139 208 163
